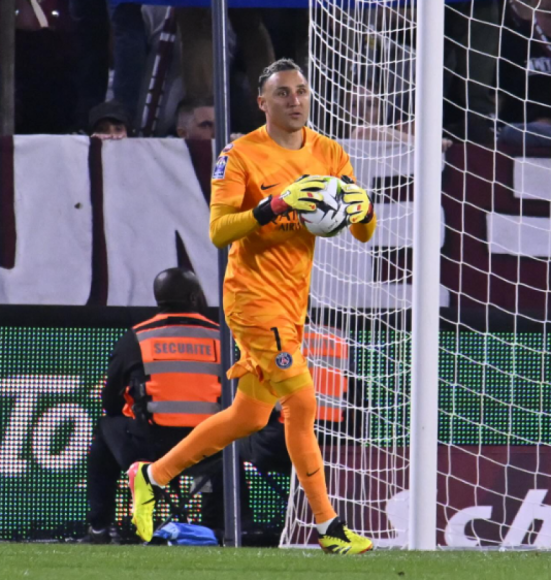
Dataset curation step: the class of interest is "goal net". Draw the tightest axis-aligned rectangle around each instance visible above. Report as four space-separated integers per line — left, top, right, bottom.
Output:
280 0 551 549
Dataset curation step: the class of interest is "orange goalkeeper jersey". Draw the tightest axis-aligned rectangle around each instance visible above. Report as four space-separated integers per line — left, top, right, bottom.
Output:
211 125 355 326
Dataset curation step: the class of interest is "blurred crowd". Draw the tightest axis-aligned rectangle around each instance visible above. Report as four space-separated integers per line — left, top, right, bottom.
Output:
12 0 308 138
8 0 551 147
338 0 551 147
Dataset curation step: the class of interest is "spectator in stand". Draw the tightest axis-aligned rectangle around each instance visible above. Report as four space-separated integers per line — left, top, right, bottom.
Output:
263 8 309 73
174 8 274 132
68 0 110 132
175 98 243 142
498 0 551 147
319 6 415 139
108 1 148 128
137 6 184 137
175 98 215 140
69 0 146 133
15 0 77 134
89 100 131 139
443 0 501 144
350 84 453 151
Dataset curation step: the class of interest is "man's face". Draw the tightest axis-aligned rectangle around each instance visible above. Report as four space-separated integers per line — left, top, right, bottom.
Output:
94 119 128 138
257 70 310 133
351 87 383 126
185 106 215 140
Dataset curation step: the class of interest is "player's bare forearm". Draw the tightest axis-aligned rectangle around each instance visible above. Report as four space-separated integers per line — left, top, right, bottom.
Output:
209 204 260 248
349 213 377 243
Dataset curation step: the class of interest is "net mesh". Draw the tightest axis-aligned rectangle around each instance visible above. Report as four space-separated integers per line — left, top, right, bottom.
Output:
281 0 416 548
280 0 551 549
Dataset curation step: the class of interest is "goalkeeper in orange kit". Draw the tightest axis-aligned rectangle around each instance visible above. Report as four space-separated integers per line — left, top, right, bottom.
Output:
128 58 377 554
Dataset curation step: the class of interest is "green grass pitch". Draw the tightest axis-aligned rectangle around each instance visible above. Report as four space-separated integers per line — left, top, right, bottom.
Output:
1 544 550 580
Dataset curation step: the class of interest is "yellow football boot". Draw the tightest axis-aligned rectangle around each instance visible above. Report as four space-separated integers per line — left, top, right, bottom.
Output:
127 461 156 542
318 518 374 555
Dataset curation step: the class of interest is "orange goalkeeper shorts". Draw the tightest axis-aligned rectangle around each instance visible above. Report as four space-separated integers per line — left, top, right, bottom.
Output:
226 315 309 390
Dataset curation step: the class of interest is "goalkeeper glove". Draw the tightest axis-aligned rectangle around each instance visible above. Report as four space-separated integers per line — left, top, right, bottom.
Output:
340 176 374 225
253 175 325 226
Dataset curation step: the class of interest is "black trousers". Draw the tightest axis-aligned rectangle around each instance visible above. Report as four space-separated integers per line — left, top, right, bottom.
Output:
88 413 290 531
87 416 192 530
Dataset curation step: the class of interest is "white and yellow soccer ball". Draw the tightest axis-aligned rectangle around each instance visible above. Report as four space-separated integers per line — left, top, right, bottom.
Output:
297 176 348 238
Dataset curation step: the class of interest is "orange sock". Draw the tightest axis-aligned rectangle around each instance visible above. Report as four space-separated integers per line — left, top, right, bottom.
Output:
151 388 273 486
279 385 337 524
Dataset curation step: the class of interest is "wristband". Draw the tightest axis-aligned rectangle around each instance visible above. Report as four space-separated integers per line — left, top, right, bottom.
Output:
253 196 277 226
253 195 290 225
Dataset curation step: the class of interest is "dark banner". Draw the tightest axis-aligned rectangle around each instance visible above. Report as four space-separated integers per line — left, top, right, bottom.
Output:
441 146 551 318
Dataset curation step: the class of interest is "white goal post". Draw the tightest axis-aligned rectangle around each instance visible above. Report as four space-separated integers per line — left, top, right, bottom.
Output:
280 0 551 550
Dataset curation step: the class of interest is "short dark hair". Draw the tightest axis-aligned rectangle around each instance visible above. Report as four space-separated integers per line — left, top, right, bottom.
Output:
258 58 306 94
153 268 207 314
176 97 214 131
176 96 214 117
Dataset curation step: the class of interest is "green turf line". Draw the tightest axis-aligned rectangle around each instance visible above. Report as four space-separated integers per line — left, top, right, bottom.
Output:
1 544 550 580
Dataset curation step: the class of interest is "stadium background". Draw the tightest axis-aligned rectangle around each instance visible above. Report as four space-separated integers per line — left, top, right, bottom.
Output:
3 0 551 547
2 135 551 544
0 307 292 541
2 309 550 542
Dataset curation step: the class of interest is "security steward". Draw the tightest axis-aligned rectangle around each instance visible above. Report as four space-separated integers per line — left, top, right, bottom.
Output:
80 268 221 544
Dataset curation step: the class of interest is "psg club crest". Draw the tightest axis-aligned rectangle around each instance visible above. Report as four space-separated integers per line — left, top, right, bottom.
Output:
275 352 293 369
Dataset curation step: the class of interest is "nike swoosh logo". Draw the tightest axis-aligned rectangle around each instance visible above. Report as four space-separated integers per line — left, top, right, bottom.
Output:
306 468 320 477
261 183 279 190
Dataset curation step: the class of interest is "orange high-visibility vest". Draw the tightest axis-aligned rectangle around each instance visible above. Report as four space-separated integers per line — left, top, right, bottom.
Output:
303 327 349 422
123 312 222 427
